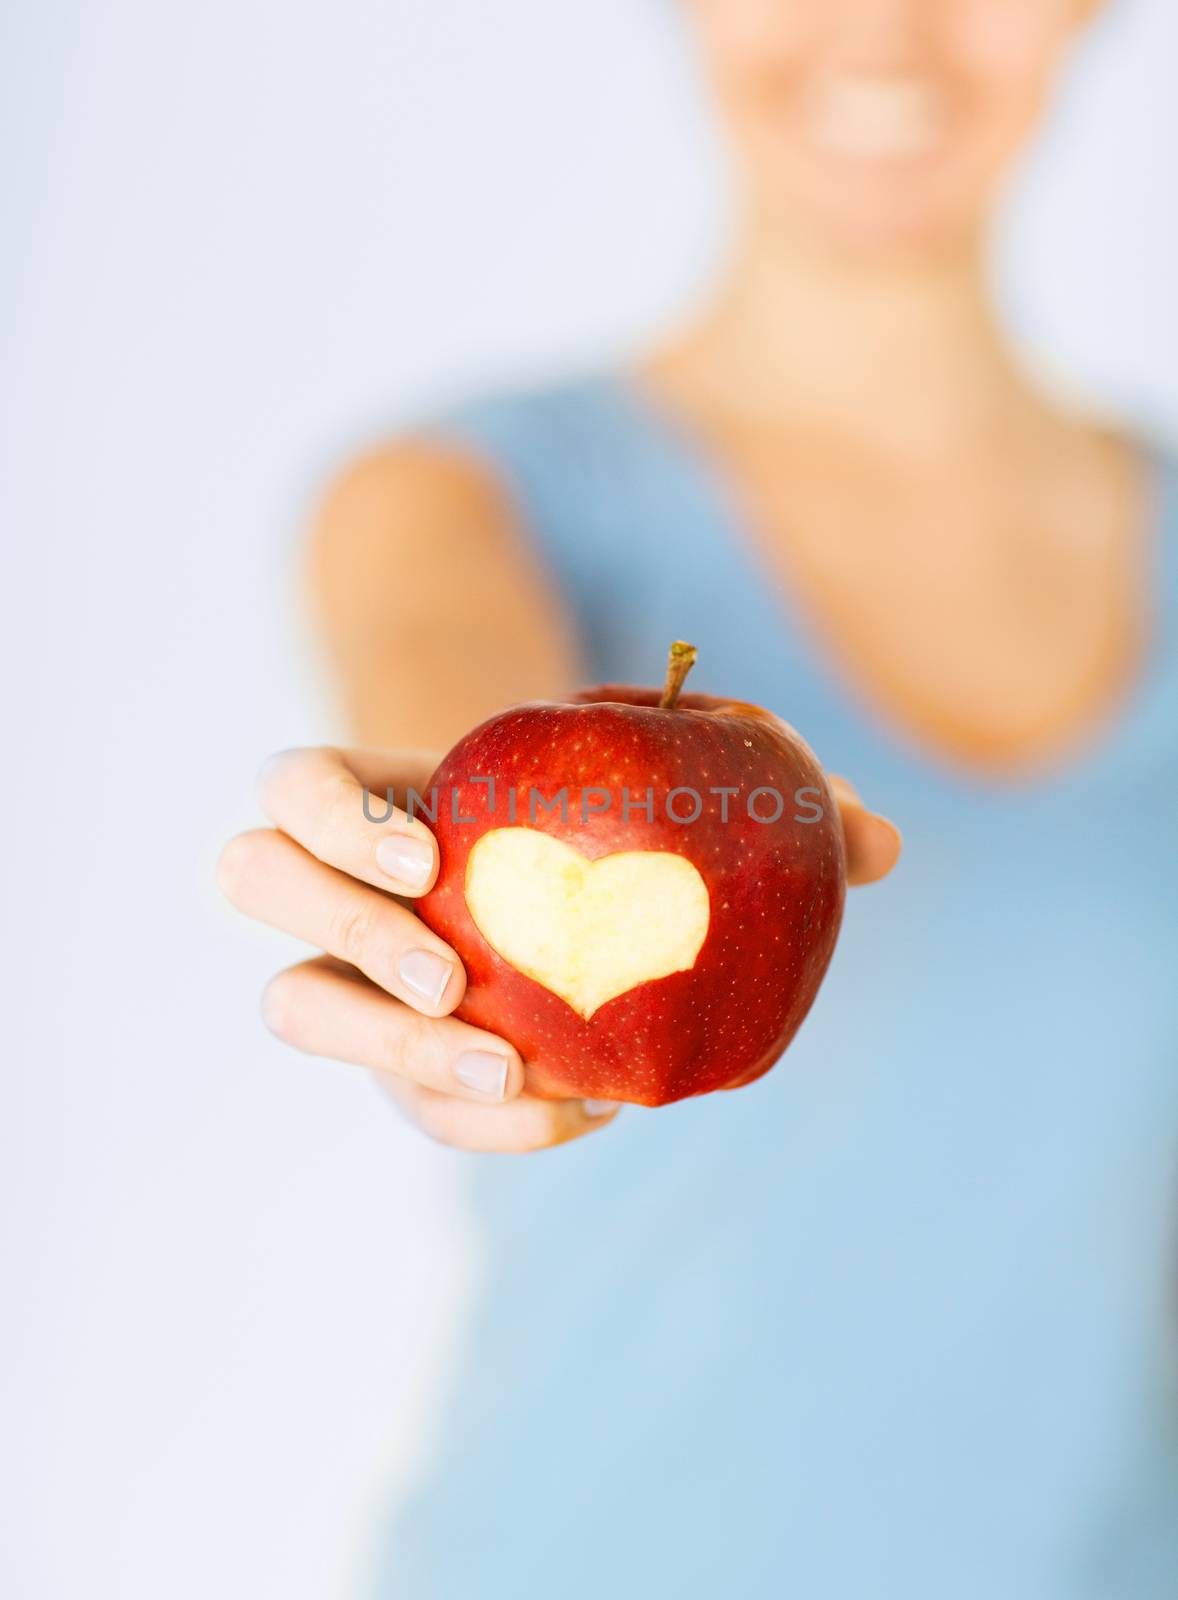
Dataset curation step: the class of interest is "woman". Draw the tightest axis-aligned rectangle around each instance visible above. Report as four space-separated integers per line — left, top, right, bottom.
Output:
219 2 1178 1595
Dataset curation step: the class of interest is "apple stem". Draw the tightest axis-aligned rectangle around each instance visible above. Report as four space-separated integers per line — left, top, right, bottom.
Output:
659 640 698 710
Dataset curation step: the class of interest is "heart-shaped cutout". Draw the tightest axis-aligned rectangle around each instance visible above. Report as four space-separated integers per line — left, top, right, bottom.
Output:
464 828 710 1019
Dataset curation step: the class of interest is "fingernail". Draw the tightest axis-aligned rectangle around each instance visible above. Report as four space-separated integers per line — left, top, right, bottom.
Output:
376 833 433 890
582 1099 619 1118
454 1050 510 1101
254 747 298 807
398 948 455 1007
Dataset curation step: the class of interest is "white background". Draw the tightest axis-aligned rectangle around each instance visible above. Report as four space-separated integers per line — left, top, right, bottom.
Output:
2 2 1175 1596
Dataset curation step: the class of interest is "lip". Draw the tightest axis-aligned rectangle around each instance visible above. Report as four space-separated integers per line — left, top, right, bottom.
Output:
803 74 947 161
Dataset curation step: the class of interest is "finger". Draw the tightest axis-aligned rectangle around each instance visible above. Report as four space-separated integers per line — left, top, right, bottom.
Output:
376 1075 622 1154
828 775 902 887
256 746 443 898
261 957 525 1102
217 828 464 1016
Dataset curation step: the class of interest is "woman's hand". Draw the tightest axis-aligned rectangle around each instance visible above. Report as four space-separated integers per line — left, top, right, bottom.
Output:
828 774 902 887
218 749 900 1154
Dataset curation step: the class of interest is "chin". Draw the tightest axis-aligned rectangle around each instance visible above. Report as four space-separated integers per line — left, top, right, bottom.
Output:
807 188 972 256
764 147 990 259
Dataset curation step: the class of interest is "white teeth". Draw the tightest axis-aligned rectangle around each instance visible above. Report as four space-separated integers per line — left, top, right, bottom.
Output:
809 76 944 159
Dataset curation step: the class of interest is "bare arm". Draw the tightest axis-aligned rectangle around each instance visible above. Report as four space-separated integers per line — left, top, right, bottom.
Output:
217 441 630 1150
305 441 581 748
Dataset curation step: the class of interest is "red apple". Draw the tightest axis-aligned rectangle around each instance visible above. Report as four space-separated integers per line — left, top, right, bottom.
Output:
415 643 846 1106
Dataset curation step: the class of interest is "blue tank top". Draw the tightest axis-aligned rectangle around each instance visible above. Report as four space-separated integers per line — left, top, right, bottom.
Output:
374 376 1178 1600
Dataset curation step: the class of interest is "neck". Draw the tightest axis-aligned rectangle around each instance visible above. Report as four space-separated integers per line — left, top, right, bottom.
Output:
671 207 1042 456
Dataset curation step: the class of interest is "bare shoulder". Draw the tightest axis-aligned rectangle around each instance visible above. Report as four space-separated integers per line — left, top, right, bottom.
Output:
305 437 581 746
309 438 527 594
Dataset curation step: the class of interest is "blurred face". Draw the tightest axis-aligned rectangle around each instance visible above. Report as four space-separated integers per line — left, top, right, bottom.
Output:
686 0 1098 250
